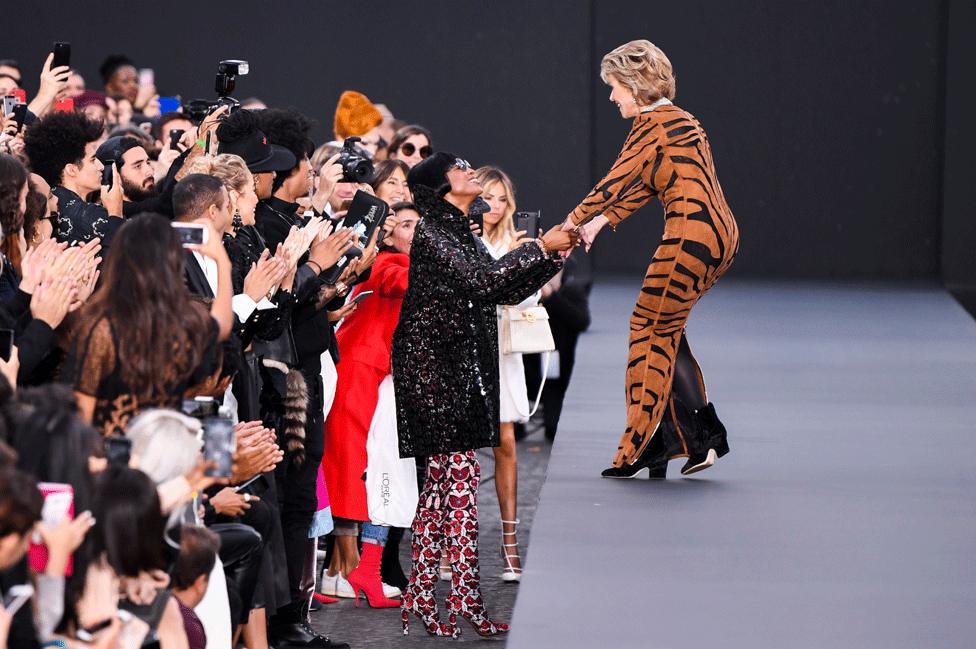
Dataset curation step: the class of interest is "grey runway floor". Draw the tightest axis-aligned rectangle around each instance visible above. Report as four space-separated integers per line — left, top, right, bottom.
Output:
509 279 976 649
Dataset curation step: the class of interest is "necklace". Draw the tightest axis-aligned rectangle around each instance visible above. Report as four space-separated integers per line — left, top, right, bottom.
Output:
640 97 673 113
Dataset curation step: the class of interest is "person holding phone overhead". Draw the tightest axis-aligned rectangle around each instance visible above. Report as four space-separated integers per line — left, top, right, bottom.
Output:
563 40 739 478
392 153 577 637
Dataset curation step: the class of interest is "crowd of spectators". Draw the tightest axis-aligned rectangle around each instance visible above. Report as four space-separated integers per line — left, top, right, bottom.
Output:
0 47 590 648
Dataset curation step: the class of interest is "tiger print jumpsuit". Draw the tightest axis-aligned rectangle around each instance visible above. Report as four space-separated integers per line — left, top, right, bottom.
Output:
570 101 739 468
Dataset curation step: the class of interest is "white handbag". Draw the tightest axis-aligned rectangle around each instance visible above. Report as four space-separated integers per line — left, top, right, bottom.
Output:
499 305 555 355
500 305 555 418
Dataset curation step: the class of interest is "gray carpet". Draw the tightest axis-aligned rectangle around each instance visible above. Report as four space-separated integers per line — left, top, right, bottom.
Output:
509 279 976 648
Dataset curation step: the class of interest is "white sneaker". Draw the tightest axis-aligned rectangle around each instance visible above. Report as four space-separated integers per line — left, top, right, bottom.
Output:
382 582 402 598
319 572 356 598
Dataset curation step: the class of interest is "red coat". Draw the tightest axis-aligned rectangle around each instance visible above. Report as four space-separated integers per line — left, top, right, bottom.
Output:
323 251 409 521
336 251 410 372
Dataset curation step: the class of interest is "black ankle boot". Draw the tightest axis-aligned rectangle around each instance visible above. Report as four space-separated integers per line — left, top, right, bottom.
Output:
680 402 729 475
601 405 684 479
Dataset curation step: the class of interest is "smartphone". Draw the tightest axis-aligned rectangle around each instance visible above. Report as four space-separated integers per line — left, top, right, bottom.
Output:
233 474 261 493
469 213 484 232
105 435 132 467
172 222 207 247
138 68 154 87
169 128 185 150
0 328 13 362
514 211 541 238
351 290 374 305
2 95 16 116
53 97 74 113
2 584 34 616
202 417 236 478
28 483 74 576
12 103 29 133
100 163 114 189
182 397 218 419
51 41 71 69
158 96 181 114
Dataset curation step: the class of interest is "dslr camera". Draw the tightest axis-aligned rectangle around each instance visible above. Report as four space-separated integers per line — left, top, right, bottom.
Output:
336 137 374 183
183 59 250 126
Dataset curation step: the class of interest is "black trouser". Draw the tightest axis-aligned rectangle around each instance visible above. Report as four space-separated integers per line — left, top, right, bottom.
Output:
211 522 264 626
208 476 290 613
276 366 325 610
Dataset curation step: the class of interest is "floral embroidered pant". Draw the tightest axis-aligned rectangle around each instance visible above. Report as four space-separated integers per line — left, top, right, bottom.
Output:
409 451 483 602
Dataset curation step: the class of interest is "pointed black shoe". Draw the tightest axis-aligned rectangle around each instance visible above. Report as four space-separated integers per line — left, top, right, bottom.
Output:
601 408 683 479
680 402 729 476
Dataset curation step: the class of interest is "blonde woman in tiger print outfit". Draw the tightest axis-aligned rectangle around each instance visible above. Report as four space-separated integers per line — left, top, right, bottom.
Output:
564 40 740 479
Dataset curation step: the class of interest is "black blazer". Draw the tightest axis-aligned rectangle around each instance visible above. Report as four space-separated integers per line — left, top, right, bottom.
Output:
184 251 214 299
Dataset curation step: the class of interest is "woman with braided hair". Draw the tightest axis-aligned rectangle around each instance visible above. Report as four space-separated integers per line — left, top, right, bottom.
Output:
564 39 739 479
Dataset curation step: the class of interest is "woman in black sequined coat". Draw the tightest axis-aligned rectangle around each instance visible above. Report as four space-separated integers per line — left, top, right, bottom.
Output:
392 152 577 637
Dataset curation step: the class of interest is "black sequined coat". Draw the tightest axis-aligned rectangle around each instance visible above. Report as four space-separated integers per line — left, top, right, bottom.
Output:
392 189 561 458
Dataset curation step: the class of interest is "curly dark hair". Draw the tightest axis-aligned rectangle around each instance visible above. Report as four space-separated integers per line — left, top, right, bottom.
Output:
256 108 315 191
215 108 262 145
23 179 48 247
0 153 27 239
23 112 104 187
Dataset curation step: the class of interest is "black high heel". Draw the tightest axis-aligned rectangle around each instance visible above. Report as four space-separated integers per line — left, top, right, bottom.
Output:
601 406 683 479
680 402 729 475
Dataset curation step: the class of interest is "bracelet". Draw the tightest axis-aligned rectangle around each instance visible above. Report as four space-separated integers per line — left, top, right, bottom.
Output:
196 138 206 149
535 238 549 256
42 641 70 649
307 260 323 274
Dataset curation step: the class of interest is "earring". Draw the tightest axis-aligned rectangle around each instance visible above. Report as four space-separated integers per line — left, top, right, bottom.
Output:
232 211 243 233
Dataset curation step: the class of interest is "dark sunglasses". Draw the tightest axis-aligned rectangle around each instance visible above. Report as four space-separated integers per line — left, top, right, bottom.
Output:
453 158 472 171
399 142 432 159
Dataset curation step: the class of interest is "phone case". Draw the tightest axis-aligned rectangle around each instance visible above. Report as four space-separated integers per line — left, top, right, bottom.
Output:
28 483 74 576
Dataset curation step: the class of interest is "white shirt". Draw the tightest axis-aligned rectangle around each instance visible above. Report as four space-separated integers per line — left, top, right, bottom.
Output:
189 251 275 322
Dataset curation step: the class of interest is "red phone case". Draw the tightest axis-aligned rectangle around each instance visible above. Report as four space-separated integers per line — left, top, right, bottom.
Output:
53 97 74 113
12 89 26 104
28 483 74 576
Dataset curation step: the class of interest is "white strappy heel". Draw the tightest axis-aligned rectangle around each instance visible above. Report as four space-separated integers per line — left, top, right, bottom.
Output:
500 519 522 583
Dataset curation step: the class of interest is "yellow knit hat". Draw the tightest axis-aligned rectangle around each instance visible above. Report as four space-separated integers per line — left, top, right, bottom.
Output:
334 91 383 140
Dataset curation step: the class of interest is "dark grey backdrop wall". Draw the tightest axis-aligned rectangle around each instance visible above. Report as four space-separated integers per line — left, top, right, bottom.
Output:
4 1 951 282
942 0 976 316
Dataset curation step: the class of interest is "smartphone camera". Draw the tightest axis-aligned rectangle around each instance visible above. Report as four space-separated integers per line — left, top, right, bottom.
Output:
172 223 207 247
202 417 235 478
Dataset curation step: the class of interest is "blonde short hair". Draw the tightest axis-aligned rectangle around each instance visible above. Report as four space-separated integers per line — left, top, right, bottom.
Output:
600 40 676 103
474 166 517 248
183 153 254 198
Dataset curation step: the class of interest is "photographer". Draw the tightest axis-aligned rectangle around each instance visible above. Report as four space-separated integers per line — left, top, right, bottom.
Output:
22 112 124 248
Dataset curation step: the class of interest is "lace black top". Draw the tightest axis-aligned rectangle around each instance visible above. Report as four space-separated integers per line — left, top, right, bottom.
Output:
392 187 561 458
63 313 221 436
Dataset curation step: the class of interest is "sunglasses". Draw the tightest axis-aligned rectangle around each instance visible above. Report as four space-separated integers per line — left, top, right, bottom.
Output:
399 142 432 159
453 158 472 171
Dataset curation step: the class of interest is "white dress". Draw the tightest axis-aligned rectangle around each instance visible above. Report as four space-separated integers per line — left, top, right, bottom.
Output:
481 235 538 424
